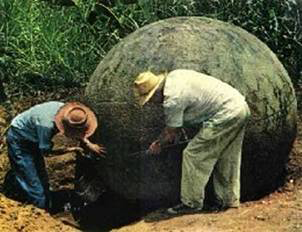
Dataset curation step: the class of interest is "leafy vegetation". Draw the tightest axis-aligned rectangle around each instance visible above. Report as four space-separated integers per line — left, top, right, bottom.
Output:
0 0 301 99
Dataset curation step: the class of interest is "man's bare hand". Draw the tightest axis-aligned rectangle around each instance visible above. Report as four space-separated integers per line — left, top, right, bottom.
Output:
80 137 107 158
86 142 106 157
148 140 161 155
164 127 179 144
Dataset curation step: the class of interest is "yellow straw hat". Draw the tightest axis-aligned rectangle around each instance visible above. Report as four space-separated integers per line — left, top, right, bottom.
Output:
133 71 166 106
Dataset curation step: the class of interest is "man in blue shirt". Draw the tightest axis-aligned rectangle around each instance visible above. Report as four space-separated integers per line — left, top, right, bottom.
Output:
3 101 105 211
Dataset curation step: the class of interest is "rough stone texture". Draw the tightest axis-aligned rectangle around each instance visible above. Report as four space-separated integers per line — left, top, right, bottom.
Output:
84 17 297 203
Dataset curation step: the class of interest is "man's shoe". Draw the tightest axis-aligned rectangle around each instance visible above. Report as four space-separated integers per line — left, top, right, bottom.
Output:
166 203 202 215
202 204 224 213
202 204 238 214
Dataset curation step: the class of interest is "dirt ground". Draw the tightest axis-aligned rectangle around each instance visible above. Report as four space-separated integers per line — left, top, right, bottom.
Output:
0 99 302 232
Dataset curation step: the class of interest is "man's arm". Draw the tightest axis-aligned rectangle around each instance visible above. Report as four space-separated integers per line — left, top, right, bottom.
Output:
80 137 106 158
148 127 181 155
158 127 180 146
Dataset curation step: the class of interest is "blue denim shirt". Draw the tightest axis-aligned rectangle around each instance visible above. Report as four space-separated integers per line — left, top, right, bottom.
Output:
11 101 64 153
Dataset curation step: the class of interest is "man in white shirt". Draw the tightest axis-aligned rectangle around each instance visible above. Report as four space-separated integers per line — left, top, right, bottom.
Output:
133 69 250 216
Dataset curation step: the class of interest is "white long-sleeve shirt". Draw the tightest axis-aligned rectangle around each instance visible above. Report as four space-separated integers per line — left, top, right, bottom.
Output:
163 69 246 128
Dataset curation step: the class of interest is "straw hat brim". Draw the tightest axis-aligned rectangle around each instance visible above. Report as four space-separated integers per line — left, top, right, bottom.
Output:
55 102 98 138
137 74 166 106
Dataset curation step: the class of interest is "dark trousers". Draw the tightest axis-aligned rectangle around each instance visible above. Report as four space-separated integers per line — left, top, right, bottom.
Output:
3 127 50 209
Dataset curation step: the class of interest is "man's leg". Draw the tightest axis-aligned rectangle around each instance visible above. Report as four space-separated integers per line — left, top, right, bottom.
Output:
180 130 221 209
6 135 48 209
211 104 250 208
34 149 51 209
2 169 26 201
212 126 245 208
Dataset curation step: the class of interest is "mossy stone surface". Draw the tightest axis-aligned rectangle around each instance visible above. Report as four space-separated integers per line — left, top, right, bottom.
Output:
85 17 297 202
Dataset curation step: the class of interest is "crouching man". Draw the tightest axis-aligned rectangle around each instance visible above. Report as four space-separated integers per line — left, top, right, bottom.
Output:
3 101 105 211
133 69 250 217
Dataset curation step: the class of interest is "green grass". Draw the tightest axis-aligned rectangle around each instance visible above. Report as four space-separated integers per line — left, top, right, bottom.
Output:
0 0 301 99
0 0 106 95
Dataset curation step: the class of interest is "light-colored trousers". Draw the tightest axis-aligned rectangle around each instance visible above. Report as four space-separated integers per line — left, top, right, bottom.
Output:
181 101 250 209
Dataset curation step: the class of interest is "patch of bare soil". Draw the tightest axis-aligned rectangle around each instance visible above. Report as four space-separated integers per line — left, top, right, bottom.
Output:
0 193 79 232
0 103 79 232
111 186 302 232
0 99 302 231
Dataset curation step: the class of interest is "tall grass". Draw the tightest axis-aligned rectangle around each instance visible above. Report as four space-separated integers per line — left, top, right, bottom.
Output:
0 0 301 99
0 0 106 97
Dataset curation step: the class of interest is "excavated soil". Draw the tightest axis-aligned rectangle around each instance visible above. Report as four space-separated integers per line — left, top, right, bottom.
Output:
0 91 302 232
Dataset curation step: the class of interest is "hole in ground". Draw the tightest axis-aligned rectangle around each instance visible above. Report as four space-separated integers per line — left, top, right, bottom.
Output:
68 190 171 231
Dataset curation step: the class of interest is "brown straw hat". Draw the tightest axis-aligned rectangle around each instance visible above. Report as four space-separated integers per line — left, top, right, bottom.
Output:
55 102 98 139
133 71 166 106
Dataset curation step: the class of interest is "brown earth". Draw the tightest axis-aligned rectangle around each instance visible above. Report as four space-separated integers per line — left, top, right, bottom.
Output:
0 93 302 232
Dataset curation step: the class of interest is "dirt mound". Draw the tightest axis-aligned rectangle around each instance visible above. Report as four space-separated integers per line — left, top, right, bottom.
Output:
0 193 78 232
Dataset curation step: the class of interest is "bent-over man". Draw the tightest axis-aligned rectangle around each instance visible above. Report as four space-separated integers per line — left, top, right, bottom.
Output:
133 69 250 216
3 101 105 211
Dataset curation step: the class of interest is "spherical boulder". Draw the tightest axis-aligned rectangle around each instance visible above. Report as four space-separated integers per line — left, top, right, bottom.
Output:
84 17 297 203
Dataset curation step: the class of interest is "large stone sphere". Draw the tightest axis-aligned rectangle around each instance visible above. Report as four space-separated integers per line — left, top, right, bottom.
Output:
84 17 297 203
